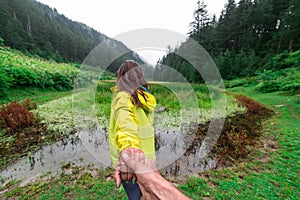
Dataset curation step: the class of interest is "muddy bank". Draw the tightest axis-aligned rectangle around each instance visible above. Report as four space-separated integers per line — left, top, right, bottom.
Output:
162 94 273 177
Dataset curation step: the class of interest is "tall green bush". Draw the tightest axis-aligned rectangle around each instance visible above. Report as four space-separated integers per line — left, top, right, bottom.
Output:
264 50 300 70
0 67 13 95
255 68 300 93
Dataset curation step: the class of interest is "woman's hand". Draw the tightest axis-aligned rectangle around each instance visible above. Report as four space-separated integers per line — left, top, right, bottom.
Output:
114 147 144 187
113 159 122 188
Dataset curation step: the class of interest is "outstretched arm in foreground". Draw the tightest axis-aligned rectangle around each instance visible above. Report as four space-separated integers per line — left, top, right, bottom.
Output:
120 151 191 200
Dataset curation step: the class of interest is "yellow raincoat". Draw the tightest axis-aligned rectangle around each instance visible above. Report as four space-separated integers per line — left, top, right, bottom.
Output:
109 86 156 167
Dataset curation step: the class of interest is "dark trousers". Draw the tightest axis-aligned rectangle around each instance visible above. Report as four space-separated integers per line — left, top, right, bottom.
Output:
121 181 142 200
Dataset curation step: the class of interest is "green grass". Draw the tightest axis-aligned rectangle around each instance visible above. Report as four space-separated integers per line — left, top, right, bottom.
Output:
0 87 73 105
2 166 128 200
177 85 300 199
1 83 298 199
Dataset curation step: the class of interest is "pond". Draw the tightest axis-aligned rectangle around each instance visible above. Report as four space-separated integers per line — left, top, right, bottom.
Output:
1 99 268 187
0 122 218 186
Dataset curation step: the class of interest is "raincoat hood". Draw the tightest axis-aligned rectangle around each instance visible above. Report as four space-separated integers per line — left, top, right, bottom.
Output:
110 86 156 112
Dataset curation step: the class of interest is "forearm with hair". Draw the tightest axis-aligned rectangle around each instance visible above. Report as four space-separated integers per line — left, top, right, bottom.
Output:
137 173 191 200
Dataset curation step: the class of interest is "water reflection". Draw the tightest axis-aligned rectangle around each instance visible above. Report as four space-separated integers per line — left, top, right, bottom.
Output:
162 150 218 178
1 122 217 186
0 129 107 186
156 124 218 178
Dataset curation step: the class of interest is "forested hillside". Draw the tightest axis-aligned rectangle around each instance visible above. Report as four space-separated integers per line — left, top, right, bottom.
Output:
0 0 142 67
156 0 300 82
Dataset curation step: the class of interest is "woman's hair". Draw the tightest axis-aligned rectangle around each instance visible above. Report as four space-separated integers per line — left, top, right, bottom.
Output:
117 60 149 106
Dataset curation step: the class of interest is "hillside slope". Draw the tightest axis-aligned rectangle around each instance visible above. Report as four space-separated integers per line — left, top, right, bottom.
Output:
0 0 143 66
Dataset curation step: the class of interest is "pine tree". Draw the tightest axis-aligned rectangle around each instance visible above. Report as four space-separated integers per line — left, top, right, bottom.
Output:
189 0 210 42
215 0 237 52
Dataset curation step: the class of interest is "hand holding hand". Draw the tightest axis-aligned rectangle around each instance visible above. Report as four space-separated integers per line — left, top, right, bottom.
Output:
114 147 144 187
120 151 191 200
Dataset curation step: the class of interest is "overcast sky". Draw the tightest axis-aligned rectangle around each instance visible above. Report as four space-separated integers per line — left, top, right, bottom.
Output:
37 0 230 64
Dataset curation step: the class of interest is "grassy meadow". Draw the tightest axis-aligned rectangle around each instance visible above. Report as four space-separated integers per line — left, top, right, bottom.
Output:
1 83 298 200
0 47 299 199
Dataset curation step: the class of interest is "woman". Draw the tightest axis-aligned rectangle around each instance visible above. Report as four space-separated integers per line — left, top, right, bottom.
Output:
108 60 156 200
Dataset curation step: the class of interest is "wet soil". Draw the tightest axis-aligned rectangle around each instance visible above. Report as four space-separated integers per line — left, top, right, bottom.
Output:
162 94 273 177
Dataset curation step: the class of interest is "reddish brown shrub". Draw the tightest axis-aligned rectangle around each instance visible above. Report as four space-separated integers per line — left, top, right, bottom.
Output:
0 100 39 135
0 99 48 161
